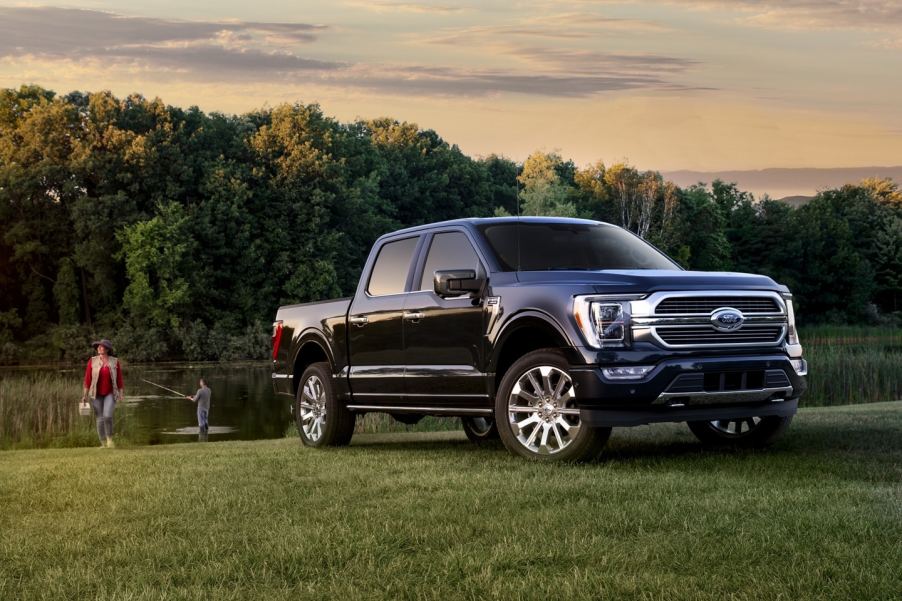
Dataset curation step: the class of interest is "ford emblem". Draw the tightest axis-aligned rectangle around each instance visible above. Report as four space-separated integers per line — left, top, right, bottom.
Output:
711 308 744 332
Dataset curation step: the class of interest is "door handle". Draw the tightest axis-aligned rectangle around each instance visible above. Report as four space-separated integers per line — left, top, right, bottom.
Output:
403 312 425 322
349 315 368 327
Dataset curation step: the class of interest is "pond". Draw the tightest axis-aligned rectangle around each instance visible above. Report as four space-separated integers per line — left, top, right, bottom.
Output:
65 362 292 445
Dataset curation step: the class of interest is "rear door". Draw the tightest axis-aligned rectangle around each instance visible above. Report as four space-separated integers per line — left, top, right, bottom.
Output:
403 230 490 407
346 235 420 402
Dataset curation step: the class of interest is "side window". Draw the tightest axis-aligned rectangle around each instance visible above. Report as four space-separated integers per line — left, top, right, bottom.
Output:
419 232 480 291
367 237 419 296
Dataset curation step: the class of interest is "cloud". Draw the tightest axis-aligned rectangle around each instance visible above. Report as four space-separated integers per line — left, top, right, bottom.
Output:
328 63 703 97
524 12 672 33
345 1 463 14
646 1 902 32
0 5 702 98
0 7 340 73
508 47 697 76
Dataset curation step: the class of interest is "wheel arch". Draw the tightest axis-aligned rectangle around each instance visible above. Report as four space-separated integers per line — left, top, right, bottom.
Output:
490 311 581 393
292 329 334 395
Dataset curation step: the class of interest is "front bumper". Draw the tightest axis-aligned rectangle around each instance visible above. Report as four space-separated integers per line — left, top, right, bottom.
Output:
570 353 806 426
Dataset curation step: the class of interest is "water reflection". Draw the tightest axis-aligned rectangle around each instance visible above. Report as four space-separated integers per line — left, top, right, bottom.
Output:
123 363 290 444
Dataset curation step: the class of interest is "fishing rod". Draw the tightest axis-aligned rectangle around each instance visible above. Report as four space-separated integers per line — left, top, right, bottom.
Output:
141 378 191 399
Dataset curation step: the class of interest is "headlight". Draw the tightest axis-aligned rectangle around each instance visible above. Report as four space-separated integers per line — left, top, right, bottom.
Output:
783 293 801 346
574 296 632 348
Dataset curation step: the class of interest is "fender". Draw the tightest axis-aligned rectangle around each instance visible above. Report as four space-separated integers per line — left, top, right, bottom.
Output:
291 328 335 377
489 309 575 373
292 327 334 363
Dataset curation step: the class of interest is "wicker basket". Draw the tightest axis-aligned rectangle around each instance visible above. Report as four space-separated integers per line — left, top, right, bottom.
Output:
79 401 91 417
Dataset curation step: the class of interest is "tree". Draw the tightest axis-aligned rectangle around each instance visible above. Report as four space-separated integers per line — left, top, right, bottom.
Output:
517 151 576 217
672 186 730 271
118 201 196 330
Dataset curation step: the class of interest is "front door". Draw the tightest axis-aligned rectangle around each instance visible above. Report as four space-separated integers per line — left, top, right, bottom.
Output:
403 230 489 407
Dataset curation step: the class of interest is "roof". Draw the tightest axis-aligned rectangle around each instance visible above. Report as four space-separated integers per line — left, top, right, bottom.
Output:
377 216 610 240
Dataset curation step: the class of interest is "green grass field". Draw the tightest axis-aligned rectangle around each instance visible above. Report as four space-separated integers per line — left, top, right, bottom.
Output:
2 401 900 600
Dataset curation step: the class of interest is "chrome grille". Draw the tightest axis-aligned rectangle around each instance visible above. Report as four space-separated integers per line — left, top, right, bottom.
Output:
656 325 784 346
655 296 780 314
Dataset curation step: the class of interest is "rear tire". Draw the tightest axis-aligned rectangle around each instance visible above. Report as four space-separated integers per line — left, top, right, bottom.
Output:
495 349 611 462
687 415 793 448
461 416 498 444
296 362 355 447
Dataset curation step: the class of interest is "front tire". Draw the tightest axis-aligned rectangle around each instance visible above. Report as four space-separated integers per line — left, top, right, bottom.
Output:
687 415 793 448
296 362 355 447
495 349 611 462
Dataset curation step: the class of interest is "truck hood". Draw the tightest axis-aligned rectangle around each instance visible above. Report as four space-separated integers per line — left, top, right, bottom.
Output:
514 269 786 294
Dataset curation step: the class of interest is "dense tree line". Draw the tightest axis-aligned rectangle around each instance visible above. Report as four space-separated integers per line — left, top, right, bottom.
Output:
1 86 899 363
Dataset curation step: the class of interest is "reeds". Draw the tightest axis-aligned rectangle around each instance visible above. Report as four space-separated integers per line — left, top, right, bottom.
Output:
800 326 901 406
0 373 138 448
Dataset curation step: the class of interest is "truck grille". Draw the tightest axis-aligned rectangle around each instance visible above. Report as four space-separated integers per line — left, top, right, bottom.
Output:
656 325 785 346
655 296 780 314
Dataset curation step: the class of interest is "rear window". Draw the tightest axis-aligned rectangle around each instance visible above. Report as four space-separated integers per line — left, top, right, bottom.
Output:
367 236 419 295
477 222 679 271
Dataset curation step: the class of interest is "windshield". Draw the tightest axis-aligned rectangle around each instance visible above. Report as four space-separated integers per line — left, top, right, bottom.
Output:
477 222 680 272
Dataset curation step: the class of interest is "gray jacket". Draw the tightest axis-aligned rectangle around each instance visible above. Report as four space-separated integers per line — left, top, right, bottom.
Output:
192 386 211 411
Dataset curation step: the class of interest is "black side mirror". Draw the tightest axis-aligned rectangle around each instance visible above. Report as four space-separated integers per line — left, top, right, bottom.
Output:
434 269 484 297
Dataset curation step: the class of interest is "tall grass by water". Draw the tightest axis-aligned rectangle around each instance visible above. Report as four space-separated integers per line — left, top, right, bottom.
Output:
800 326 901 406
0 374 142 449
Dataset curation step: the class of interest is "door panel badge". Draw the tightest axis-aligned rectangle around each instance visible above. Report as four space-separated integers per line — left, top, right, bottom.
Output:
486 296 502 335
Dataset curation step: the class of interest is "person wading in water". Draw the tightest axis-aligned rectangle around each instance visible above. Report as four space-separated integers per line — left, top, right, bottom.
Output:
187 378 212 433
81 339 124 448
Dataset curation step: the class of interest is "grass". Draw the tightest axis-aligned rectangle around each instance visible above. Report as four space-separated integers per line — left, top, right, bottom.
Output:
800 326 901 406
1 401 900 600
0 373 144 449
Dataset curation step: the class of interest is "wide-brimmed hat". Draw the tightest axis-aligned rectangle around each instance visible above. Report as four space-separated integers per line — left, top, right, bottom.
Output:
91 339 113 351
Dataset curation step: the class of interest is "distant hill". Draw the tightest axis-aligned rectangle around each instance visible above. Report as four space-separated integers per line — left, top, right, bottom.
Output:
661 166 902 199
775 195 814 208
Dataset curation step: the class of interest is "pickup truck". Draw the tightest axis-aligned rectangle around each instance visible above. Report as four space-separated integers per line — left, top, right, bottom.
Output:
271 217 807 461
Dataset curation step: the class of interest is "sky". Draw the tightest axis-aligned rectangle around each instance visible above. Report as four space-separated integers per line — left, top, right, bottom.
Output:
1 0 901 174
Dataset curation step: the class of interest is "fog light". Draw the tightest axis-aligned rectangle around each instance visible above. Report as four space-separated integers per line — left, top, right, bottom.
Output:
602 366 654 380
790 358 808 376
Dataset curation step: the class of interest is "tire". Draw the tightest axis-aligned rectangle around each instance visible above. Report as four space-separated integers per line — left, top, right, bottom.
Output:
687 415 793 448
495 349 611 462
296 362 355 447
461 416 499 444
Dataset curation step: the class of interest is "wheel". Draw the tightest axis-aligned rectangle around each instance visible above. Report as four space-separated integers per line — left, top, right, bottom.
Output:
296 362 355 447
461 416 498 444
687 415 793 448
495 349 611 462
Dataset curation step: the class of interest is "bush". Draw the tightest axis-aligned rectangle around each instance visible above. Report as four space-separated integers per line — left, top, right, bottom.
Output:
114 321 169 362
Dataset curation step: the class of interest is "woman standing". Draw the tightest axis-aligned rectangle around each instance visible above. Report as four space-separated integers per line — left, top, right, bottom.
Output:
82 339 124 448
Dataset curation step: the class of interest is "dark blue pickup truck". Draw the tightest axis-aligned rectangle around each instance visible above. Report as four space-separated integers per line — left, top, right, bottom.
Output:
271 217 807 461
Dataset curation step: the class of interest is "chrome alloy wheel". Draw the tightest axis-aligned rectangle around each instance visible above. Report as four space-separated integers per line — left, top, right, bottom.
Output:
709 416 762 436
507 365 581 455
299 375 327 442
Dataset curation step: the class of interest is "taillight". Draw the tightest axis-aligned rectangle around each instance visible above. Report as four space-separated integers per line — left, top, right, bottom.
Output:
271 321 283 361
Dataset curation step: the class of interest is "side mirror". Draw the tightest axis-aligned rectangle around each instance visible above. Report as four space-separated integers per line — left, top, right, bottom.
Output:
434 269 484 297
